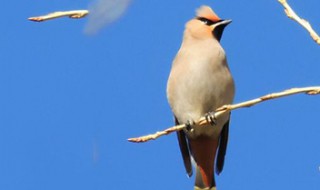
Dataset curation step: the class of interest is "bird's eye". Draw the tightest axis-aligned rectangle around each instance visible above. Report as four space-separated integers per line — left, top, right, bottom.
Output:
197 17 215 25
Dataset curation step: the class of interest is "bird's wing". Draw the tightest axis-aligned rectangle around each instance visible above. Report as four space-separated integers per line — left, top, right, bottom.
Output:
215 117 230 175
175 116 193 177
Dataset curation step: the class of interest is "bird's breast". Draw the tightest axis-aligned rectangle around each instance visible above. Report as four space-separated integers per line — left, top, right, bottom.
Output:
167 43 234 137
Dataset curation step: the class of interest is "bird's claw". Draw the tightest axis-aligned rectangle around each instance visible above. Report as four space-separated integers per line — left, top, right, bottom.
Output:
185 120 195 132
205 111 217 126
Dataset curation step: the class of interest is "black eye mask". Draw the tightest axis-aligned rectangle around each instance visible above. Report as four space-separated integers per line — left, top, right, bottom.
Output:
196 17 220 26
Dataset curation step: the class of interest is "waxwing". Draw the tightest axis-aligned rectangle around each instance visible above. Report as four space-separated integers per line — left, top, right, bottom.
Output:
167 5 235 190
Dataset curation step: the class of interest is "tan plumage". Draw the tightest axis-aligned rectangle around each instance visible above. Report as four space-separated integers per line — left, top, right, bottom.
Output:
196 5 221 22
167 5 235 190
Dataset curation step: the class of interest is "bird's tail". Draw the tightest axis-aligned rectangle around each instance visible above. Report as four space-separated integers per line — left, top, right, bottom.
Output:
189 138 218 190
194 165 216 190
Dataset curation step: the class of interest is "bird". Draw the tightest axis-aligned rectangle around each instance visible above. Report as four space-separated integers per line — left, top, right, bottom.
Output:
166 5 235 190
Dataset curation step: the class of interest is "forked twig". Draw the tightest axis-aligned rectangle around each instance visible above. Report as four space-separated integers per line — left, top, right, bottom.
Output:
128 86 320 143
278 0 320 45
28 10 89 22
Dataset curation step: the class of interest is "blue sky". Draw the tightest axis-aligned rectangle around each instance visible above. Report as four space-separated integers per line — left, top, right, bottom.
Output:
1 0 320 190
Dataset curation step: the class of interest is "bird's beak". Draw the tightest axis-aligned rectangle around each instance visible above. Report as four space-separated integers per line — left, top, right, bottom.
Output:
220 19 232 26
210 19 232 30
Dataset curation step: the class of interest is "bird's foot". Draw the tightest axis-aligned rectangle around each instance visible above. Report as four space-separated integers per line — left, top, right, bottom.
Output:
185 120 195 132
205 111 217 126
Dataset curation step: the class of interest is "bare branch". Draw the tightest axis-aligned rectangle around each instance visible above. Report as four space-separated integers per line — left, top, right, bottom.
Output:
128 86 320 143
28 10 89 22
278 0 320 45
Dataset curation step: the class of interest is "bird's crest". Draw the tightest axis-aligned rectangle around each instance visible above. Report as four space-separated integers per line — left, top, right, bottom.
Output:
196 6 221 22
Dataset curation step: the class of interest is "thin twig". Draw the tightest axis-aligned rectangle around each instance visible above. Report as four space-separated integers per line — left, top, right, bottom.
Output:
28 10 89 22
128 86 320 143
278 0 320 45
